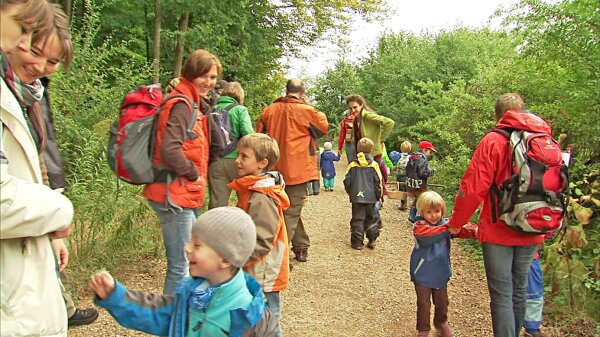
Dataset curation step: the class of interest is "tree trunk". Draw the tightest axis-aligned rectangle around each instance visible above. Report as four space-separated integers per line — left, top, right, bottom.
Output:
152 0 162 83
173 12 189 78
65 0 72 21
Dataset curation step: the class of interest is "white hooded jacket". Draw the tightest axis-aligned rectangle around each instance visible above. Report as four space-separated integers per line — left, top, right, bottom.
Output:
1 78 73 336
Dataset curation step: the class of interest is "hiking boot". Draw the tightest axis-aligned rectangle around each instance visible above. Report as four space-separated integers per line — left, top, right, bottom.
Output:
294 249 308 262
416 331 429 337
524 330 549 337
437 323 453 337
351 243 364 250
68 308 99 327
367 239 376 249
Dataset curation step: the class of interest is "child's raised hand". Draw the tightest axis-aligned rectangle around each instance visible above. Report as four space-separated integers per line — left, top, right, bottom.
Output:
89 271 116 300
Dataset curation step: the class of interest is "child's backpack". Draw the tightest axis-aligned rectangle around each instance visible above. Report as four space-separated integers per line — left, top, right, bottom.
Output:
107 84 196 185
490 128 569 234
209 103 238 159
396 152 410 177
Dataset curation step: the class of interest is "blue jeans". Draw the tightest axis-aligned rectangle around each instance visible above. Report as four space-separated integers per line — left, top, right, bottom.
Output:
149 201 198 295
482 242 537 337
524 257 544 334
265 291 282 337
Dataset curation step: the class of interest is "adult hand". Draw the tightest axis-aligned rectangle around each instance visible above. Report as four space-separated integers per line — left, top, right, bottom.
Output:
48 225 73 240
51 239 69 272
89 271 116 300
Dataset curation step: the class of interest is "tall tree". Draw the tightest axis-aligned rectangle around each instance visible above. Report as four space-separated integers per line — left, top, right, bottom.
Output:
152 0 161 83
172 12 189 78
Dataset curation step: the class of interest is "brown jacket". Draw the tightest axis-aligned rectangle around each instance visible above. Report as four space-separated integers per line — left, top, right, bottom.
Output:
256 96 328 185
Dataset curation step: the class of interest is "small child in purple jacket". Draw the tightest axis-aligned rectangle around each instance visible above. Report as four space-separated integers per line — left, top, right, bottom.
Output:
320 142 341 191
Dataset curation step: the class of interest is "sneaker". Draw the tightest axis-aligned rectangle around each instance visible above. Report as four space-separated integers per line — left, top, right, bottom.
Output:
351 244 364 250
437 323 453 337
524 330 549 337
416 331 429 337
367 239 376 249
68 308 99 327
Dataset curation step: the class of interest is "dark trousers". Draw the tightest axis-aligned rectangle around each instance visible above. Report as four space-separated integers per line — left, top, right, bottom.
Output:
414 284 449 332
350 203 379 247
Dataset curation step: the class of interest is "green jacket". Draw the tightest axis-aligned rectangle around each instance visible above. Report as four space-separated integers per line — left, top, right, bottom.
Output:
354 109 395 158
215 96 254 159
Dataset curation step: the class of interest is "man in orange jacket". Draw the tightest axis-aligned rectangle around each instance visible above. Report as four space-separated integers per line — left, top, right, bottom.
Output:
257 79 329 262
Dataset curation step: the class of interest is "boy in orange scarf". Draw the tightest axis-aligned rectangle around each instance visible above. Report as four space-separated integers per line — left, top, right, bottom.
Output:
228 133 290 337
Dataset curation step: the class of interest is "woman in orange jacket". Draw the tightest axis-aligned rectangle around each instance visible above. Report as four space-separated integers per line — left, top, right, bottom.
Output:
143 49 220 294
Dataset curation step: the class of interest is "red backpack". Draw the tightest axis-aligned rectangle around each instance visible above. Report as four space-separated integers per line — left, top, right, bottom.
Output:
490 127 569 234
107 84 195 184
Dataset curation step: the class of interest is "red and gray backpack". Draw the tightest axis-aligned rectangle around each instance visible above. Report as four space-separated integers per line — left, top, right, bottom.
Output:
490 127 569 234
107 84 196 185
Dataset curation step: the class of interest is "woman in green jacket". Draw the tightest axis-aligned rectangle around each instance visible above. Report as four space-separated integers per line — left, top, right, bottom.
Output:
346 94 395 161
208 81 254 208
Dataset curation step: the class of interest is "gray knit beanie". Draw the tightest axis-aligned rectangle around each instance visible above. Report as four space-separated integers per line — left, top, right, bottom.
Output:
192 207 256 268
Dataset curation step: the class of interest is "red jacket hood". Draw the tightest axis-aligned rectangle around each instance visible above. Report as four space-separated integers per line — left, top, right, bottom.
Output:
495 110 552 134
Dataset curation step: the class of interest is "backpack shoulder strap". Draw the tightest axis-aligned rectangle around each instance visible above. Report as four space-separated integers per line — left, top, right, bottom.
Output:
224 103 238 111
163 94 198 137
491 127 512 139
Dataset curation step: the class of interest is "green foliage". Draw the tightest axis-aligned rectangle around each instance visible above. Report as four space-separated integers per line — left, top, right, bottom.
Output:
51 6 161 283
543 170 600 324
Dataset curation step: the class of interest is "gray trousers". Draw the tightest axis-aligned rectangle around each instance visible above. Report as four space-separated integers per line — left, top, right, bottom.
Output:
208 157 238 209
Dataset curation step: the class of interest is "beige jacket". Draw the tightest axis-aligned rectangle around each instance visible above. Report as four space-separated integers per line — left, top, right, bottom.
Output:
1 78 73 336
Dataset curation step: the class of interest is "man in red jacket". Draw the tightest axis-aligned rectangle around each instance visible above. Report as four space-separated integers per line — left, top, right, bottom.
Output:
448 93 550 337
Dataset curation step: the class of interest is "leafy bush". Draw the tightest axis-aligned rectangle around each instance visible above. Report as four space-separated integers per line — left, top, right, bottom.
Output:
50 7 161 287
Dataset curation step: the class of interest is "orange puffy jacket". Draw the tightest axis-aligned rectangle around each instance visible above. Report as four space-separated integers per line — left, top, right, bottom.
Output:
143 79 209 209
229 174 291 292
256 96 328 185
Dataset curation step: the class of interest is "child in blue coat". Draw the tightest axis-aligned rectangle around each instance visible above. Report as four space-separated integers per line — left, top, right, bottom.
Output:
89 207 278 337
410 191 476 337
321 142 341 191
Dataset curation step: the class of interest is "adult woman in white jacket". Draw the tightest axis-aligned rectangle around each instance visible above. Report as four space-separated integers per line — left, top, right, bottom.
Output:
1 2 74 335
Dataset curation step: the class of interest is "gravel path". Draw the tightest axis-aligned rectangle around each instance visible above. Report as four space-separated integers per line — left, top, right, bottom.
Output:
70 159 493 336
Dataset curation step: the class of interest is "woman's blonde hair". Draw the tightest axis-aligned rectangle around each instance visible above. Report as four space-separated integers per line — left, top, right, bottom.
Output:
237 133 280 172
2 0 53 35
416 191 446 216
31 3 72 69
400 141 412 153
222 81 244 105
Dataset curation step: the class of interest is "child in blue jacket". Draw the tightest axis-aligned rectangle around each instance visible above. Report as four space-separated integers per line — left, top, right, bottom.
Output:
321 141 341 191
410 191 476 337
89 207 278 337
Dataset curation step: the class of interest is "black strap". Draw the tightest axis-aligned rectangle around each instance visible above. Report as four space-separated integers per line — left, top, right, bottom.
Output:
490 182 499 223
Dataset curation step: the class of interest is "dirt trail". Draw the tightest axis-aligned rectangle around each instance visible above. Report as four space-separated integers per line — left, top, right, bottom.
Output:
70 159 492 337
